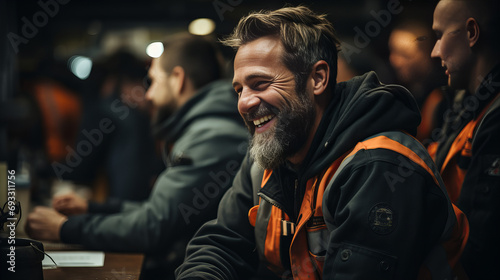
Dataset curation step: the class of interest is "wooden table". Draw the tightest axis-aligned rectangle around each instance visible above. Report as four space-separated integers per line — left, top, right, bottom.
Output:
43 252 144 280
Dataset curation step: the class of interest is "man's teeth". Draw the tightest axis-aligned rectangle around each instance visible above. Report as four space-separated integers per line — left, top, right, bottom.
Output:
253 114 274 127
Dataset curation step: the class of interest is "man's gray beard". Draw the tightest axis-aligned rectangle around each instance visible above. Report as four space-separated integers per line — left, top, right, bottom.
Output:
248 94 315 170
249 125 286 170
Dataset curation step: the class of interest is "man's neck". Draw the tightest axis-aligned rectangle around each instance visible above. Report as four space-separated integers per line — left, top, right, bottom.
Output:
469 52 500 94
287 129 317 168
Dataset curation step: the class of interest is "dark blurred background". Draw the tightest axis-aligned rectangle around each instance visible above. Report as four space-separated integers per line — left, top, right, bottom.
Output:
0 0 440 207
6 0 439 85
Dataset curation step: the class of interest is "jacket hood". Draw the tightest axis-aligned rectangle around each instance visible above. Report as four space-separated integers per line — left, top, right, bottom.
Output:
301 71 421 179
153 80 243 142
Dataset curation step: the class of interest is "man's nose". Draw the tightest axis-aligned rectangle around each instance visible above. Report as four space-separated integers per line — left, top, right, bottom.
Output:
431 40 441 59
237 88 261 115
145 88 153 101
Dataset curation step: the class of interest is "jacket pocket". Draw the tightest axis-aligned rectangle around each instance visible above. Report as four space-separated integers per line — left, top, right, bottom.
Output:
306 226 329 276
325 242 397 279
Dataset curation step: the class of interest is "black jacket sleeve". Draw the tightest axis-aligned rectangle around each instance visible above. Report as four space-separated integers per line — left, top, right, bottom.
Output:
175 155 260 280
87 198 123 214
458 105 500 278
60 117 248 253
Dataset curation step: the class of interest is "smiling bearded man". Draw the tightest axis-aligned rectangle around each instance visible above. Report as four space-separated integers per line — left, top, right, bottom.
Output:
232 33 319 170
176 6 468 280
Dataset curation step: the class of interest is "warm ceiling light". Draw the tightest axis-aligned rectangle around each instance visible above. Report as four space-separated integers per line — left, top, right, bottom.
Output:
188 18 216 35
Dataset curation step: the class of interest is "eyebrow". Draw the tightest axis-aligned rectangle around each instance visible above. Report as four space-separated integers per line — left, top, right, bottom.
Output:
232 73 274 88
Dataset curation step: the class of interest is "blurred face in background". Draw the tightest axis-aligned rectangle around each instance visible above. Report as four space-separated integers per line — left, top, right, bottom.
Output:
389 28 433 92
145 57 178 125
120 79 152 113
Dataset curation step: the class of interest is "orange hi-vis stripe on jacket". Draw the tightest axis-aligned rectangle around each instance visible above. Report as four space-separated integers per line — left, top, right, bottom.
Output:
248 131 468 279
439 93 500 204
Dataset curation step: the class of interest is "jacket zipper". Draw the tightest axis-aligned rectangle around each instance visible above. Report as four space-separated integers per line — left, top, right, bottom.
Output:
293 179 299 221
257 192 286 212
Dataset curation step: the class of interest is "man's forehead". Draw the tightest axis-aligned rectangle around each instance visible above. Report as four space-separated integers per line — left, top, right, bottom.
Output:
236 36 282 59
240 35 281 49
233 45 284 85
433 0 469 28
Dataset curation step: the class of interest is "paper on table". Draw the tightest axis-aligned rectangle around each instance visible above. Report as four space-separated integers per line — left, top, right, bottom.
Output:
42 251 105 267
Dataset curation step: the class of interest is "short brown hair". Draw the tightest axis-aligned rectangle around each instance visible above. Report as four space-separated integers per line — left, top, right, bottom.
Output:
221 6 341 92
160 33 223 89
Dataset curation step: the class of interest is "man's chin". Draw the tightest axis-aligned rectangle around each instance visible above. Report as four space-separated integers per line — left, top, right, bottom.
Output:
151 112 164 127
151 106 175 126
448 77 465 90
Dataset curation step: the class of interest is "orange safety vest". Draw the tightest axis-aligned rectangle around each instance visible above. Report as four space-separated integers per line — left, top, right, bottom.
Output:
248 131 468 279
438 93 500 204
417 88 445 143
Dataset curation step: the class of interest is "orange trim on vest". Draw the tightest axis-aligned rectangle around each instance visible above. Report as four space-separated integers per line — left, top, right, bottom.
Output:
418 88 444 142
262 170 273 187
265 206 283 270
427 141 439 161
248 205 259 227
345 135 439 185
313 154 348 219
289 176 324 279
440 94 500 203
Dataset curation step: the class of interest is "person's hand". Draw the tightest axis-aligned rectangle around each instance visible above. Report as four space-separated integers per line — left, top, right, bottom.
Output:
26 206 67 242
52 192 88 215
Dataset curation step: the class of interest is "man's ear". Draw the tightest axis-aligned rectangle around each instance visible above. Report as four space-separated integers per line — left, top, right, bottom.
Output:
466 17 480 48
169 66 186 96
310 60 330 96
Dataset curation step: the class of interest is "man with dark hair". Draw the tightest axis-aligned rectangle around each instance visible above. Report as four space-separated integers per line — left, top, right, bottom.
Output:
430 0 500 278
176 6 467 280
25 34 248 279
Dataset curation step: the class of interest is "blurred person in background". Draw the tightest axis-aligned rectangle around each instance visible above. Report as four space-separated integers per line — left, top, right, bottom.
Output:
430 0 500 278
16 57 85 209
52 49 162 202
25 33 248 280
30 61 82 164
388 9 449 144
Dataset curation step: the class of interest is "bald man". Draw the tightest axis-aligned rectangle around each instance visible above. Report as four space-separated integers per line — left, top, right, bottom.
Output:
431 0 500 278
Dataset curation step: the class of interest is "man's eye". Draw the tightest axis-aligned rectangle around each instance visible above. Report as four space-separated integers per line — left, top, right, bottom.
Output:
254 81 269 90
234 87 242 96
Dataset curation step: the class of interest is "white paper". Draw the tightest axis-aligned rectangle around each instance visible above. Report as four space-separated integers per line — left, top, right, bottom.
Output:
42 251 105 267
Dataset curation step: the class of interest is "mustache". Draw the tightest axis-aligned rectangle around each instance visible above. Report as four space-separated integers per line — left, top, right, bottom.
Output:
245 102 279 122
